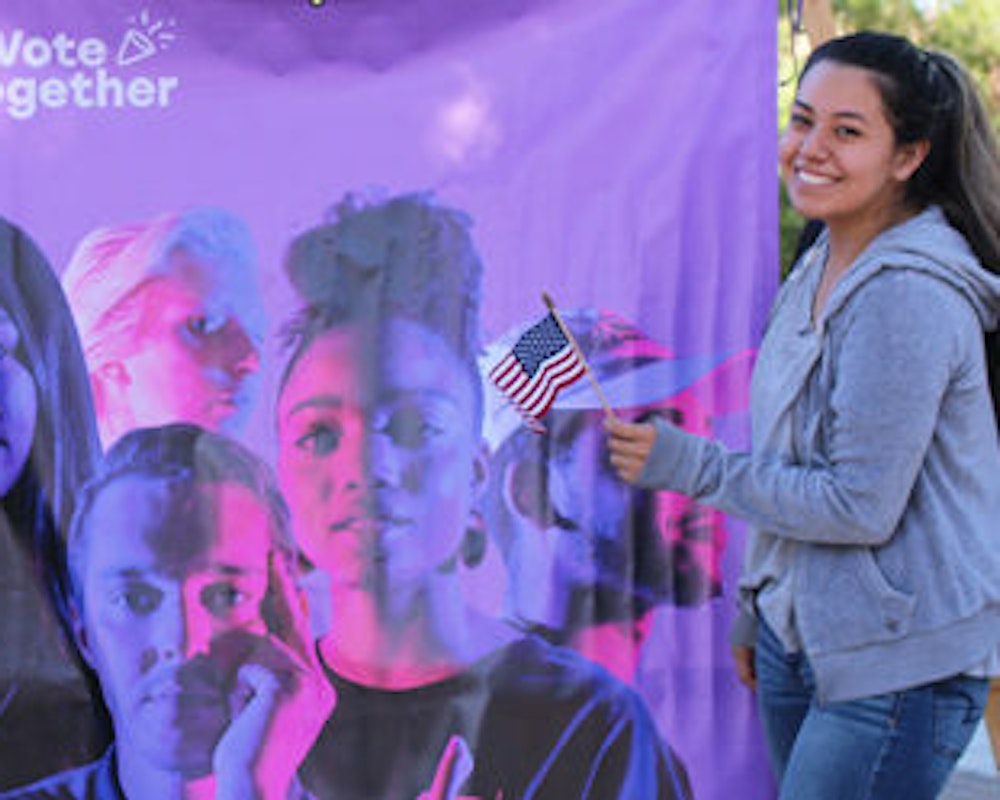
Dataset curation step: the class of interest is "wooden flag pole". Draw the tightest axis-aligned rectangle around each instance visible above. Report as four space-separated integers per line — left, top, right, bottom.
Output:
542 292 618 421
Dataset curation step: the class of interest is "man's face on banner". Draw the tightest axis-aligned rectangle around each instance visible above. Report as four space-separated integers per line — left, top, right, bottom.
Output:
544 410 643 587
278 318 482 592
497 409 655 625
76 476 275 776
116 251 264 435
497 400 723 628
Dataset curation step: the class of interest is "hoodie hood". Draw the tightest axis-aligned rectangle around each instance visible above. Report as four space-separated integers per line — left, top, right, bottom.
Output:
821 206 1000 333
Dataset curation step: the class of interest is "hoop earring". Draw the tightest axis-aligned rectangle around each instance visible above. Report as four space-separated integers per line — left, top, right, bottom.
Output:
460 512 488 568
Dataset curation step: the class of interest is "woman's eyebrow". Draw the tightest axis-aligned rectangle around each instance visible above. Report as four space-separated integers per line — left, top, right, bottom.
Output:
794 98 868 124
287 394 343 417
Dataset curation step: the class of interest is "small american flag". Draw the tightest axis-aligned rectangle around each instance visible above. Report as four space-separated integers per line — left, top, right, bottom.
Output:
489 311 586 429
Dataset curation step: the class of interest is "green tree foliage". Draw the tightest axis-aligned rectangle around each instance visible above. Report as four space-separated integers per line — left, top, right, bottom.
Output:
923 0 1000 125
834 0 925 37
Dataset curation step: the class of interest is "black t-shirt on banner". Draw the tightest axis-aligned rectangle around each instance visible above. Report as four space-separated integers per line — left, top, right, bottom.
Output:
0 750 121 800
300 634 691 800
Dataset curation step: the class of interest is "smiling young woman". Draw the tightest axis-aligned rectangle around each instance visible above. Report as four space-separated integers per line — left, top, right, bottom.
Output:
779 59 932 319
607 31 1000 800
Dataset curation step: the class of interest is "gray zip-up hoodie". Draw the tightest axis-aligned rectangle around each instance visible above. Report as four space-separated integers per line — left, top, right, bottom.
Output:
638 206 1000 702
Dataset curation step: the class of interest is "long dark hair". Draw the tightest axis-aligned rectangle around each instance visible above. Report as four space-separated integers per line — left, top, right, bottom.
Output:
802 32 1000 423
0 217 110 784
0 217 102 618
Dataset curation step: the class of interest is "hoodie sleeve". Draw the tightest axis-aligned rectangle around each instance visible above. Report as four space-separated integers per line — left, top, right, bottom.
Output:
636 269 984 546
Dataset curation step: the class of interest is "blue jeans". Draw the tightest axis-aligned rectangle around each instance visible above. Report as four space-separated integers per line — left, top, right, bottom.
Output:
755 621 989 800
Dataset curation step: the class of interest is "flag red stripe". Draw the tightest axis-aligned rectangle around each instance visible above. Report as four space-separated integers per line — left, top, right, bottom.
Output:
521 360 585 416
517 354 584 411
511 349 581 407
507 347 578 403
489 355 520 387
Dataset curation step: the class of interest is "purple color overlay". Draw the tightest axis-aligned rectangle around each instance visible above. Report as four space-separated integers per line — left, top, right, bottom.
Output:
0 1 779 797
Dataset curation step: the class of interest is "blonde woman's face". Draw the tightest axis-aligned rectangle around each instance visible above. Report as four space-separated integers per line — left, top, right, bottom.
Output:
114 252 264 436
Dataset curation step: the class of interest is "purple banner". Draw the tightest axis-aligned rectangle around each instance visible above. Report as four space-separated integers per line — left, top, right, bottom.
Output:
0 1 778 797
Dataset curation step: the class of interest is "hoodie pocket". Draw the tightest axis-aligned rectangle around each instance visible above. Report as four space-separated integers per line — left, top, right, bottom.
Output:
798 547 917 654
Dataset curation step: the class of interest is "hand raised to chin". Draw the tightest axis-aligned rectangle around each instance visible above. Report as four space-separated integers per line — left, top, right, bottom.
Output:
213 555 336 800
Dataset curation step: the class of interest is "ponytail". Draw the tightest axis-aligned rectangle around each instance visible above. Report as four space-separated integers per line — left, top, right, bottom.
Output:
924 52 1000 276
930 55 1000 427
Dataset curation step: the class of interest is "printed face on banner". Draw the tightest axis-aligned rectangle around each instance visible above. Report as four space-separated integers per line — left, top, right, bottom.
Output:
111 251 263 437
278 318 482 592
544 410 646 586
647 394 727 604
485 306 735 633
494 402 723 631
76 476 275 774
0 306 38 497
